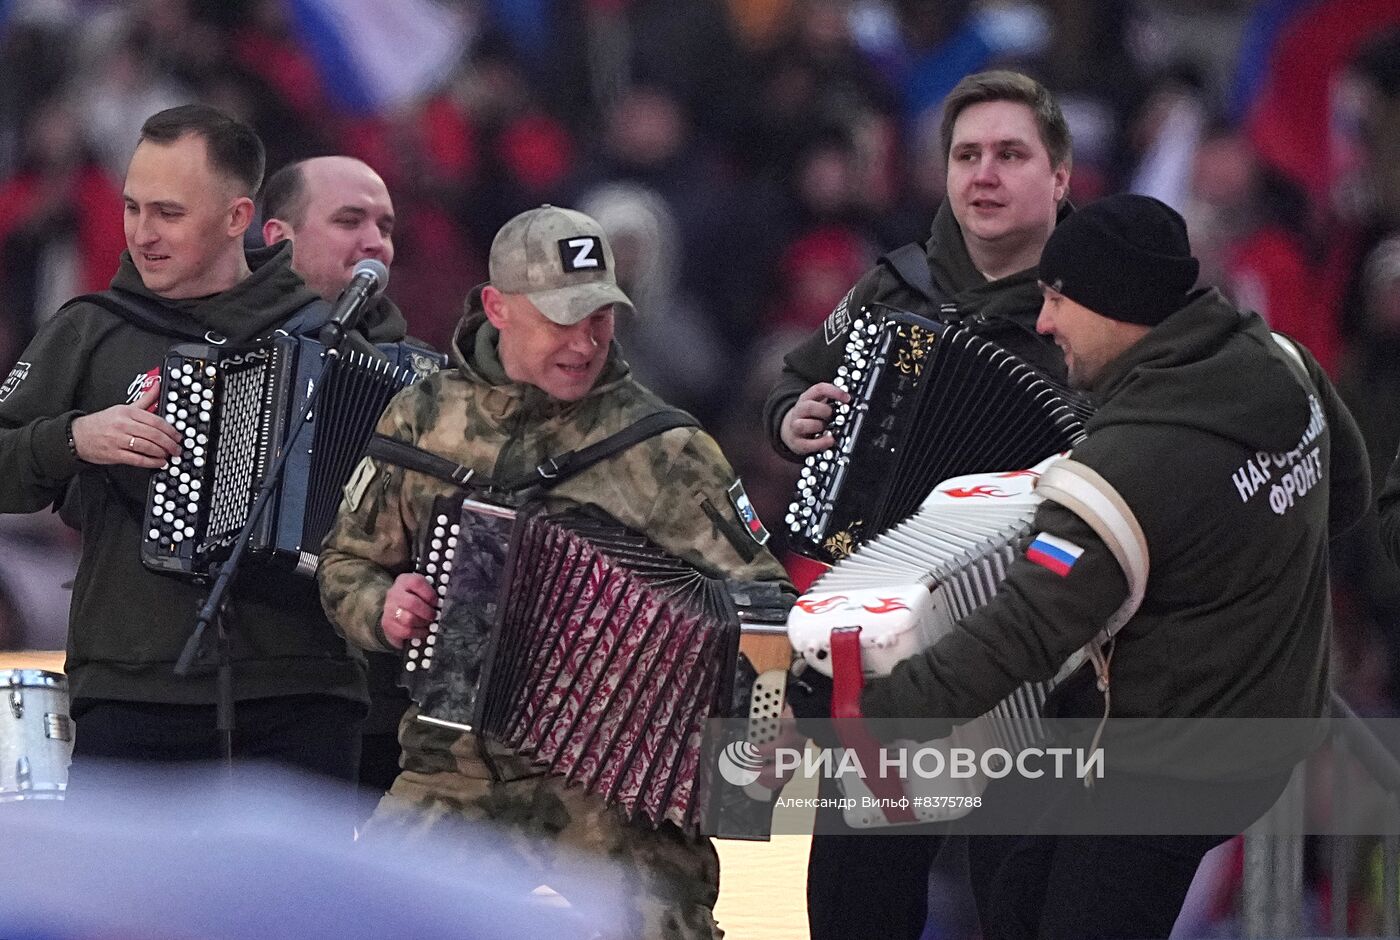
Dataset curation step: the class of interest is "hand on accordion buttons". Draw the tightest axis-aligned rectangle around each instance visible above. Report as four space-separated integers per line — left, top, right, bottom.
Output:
780 382 851 456
380 573 439 648
786 668 842 749
69 382 181 469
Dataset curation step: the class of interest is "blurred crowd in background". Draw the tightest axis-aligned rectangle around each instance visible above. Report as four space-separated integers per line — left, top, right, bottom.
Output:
1 1 1400 931
5 0 1400 707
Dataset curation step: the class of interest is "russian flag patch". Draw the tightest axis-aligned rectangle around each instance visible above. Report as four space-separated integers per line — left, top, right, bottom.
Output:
1026 532 1084 577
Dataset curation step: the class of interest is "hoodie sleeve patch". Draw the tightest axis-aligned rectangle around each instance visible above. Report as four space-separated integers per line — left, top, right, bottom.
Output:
0 361 30 403
823 289 854 346
1026 532 1084 577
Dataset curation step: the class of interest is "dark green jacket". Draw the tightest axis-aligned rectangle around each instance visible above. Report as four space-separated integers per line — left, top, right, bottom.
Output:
1369 371 1400 569
862 290 1370 780
763 200 1070 460
0 243 402 706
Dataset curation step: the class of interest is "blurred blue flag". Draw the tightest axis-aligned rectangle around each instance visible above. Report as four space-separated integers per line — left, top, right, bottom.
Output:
284 0 472 114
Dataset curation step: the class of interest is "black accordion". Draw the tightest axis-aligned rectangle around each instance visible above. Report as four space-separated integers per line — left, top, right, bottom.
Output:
403 497 790 834
141 335 442 579
786 308 1092 563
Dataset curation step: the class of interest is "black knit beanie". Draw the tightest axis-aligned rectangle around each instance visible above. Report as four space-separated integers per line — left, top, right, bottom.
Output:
1038 194 1200 326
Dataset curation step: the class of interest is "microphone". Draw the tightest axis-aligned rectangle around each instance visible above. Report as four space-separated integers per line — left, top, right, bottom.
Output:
318 258 389 348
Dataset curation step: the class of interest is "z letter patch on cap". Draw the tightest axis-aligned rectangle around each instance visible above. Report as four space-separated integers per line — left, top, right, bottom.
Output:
727 479 770 546
558 236 606 273
1026 532 1084 577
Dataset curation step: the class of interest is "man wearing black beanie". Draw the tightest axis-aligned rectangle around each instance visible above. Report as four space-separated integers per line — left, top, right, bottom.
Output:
855 193 1371 937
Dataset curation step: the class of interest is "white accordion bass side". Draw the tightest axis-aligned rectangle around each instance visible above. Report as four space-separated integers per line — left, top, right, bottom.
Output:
788 455 1087 828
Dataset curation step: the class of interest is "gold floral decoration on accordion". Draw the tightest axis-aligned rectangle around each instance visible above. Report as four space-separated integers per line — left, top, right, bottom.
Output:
823 524 862 560
893 325 934 376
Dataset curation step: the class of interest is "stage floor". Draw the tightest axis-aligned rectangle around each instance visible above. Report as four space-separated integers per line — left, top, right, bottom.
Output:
0 650 811 937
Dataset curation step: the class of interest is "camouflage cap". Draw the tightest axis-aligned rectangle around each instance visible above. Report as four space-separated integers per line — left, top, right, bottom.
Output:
489 205 635 325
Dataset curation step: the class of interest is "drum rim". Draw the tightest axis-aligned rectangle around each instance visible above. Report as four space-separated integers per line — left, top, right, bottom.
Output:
0 669 67 688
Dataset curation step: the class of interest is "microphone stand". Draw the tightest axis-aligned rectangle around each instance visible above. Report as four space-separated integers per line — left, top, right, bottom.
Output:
174 316 364 771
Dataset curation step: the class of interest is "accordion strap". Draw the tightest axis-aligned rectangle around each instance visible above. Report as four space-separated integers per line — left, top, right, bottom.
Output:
365 408 698 495
1037 458 1149 774
64 290 332 343
1036 458 1148 641
829 626 917 825
502 409 698 496
878 243 954 312
367 435 478 487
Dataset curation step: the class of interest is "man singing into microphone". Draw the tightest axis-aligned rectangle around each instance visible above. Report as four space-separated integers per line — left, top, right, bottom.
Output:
262 155 432 803
0 106 404 787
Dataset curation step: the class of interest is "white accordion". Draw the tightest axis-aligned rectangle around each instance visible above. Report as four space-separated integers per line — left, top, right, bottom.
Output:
787 454 1148 828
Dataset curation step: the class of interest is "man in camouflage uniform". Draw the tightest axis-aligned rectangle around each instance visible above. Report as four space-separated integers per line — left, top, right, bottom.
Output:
319 205 789 939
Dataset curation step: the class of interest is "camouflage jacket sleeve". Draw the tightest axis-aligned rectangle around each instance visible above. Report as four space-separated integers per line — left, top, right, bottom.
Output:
317 386 421 653
639 427 792 589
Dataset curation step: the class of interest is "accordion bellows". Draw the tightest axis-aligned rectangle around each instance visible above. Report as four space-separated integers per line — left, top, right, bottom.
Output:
787 460 1087 827
406 499 784 832
787 308 1092 564
141 337 436 579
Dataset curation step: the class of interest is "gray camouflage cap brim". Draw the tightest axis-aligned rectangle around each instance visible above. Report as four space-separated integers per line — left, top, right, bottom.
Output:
528 280 635 326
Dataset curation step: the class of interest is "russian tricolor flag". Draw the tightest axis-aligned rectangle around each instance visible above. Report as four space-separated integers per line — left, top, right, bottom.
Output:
285 0 472 115
1026 532 1084 578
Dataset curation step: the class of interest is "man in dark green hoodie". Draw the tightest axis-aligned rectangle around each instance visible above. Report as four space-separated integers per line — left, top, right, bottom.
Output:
764 69 1071 463
849 194 1370 938
766 69 1074 940
0 105 394 785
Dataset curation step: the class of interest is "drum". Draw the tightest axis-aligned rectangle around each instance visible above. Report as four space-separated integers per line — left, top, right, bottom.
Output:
0 670 72 800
